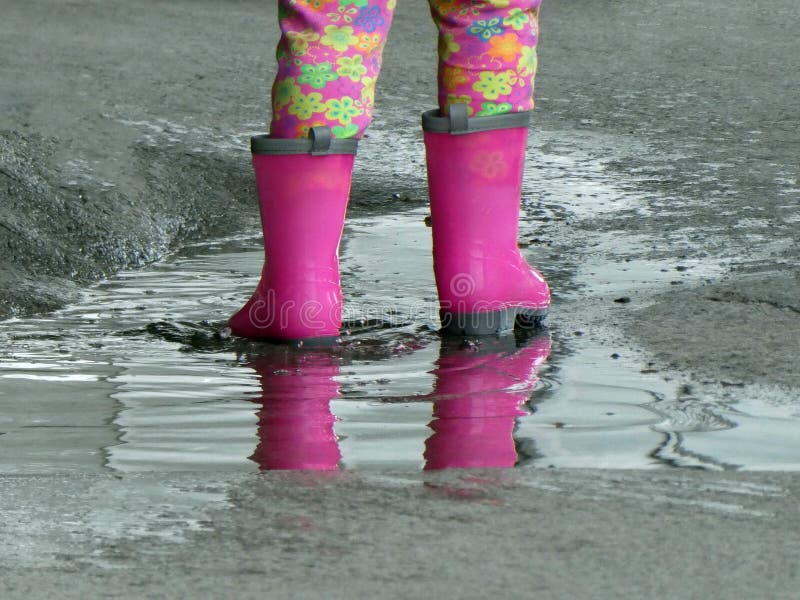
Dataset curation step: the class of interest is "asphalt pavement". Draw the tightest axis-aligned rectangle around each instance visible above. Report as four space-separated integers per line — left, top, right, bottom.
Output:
1 0 799 597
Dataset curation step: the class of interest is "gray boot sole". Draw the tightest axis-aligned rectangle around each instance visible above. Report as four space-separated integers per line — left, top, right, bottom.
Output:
440 307 548 336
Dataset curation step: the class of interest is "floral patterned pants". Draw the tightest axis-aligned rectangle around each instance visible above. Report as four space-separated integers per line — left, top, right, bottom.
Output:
270 0 541 139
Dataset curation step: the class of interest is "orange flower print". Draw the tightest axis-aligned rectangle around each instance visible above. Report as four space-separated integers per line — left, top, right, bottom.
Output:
356 32 382 53
434 0 458 15
488 33 522 63
442 66 468 91
295 120 329 138
296 0 326 9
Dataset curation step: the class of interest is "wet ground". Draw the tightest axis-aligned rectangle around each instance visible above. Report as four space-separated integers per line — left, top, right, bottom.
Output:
2 0 800 597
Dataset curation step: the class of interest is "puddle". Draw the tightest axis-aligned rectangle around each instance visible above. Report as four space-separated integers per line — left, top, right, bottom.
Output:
2 206 800 473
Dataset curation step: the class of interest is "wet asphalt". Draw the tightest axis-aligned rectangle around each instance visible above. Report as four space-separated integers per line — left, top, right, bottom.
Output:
2 0 800 597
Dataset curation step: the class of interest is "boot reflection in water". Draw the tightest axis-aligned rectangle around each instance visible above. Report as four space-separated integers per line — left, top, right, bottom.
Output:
424 332 551 470
247 349 342 471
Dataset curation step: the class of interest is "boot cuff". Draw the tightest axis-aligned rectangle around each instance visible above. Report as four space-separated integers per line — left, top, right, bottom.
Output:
251 126 358 156
421 104 531 135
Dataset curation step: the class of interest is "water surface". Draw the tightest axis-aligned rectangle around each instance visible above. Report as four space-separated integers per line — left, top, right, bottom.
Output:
2 207 798 473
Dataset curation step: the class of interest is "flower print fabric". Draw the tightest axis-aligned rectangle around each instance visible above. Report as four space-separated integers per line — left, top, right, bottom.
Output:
269 0 542 139
270 0 395 138
430 0 542 118
270 0 396 139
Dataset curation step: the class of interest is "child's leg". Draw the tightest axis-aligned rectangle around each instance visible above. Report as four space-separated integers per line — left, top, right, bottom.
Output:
428 0 541 116
270 0 397 138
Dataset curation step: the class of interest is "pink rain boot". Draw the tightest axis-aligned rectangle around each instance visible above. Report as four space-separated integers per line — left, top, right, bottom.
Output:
248 350 341 471
228 128 357 342
422 105 550 336
424 333 551 470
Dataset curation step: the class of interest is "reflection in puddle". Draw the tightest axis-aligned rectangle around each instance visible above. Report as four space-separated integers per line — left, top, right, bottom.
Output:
246 332 551 471
424 334 550 470
248 349 341 471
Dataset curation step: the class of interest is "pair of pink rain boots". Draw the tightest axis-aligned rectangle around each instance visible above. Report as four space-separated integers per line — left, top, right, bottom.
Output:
228 105 550 341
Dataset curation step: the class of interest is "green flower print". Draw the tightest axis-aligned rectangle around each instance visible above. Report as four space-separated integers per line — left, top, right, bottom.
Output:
438 32 460 62
457 4 481 18
332 123 360 138
336 55 368 82
324 96 363 125
472 71 514 100
467 18 504 41
503 8 530 31
287 91 326 120
446 95 474 115
517 46 537 77
360 76 376 106
328 5 359 25
285 29 320 57
339 0 368 7
297 62 339 89
321 25 358 51
477 101 513 116
273 77 301 111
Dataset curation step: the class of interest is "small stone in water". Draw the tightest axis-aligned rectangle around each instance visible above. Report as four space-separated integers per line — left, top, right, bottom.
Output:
460 339 479 350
